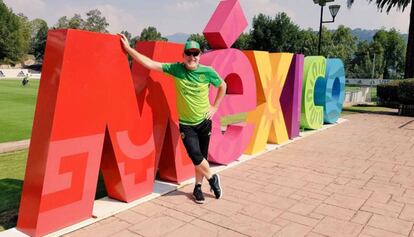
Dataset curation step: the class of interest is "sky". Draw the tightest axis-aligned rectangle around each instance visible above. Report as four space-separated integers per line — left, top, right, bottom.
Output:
3 0 411 36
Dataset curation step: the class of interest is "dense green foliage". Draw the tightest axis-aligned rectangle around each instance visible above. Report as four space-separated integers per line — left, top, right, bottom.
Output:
398 78 414 104
0 1 31 64
29 19 48 61
138 26 168 41
349 29 406 79
377 79 414 105
53 9 109 33
377 81 400 106
347 0 414 79
188 33 210 52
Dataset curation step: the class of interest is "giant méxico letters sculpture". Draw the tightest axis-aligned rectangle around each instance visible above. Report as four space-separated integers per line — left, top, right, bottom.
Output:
17 0 345 236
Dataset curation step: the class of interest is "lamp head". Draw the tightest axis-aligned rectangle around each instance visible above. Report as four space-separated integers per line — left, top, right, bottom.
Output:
329 4 341 18
313 0 334 6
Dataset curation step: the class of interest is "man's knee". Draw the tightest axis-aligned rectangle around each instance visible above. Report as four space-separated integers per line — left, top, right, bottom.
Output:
192 155 205 166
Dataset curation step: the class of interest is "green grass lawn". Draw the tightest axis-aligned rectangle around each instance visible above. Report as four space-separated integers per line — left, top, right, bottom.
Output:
0 80 39 143
0 150 27 231
342 105 397 115
0 149 107 231
345 85 362 92
345 85 377 102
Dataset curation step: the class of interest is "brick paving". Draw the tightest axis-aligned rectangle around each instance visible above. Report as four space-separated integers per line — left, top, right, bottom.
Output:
63 113 414 237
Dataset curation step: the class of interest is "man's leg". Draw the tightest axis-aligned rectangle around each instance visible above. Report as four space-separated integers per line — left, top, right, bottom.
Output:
198 119 212 180
179 123 206 203
197 119 222 199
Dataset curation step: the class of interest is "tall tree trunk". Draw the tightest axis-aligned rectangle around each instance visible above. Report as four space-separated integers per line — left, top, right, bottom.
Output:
405 1 414 78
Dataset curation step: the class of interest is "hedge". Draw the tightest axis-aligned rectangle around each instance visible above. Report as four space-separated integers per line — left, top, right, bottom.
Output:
377 79 414 106
398 79 414 105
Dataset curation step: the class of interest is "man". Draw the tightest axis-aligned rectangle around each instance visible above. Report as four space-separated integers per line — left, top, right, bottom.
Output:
119 34 226 204
22 75 29 86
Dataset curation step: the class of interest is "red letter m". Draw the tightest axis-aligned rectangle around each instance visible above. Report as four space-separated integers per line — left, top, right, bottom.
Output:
17 30 193 236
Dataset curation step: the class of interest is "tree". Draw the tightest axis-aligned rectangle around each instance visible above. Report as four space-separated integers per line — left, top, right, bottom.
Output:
188 33 209 52
139 26 167 41
271 12 302 52
30 19 48 61
54 16 69 29
297 28 318 56
373 29 406 78
29 18 47 39
84 9 108 33
54 10 108 33
249 13 275 51
0 1 31 64
347 0 414 78
349 40 384 78
16 13 31 58
318 26 334 56
249 13 302 52
232 32 251 50
328 25 358 75
68 14 84 30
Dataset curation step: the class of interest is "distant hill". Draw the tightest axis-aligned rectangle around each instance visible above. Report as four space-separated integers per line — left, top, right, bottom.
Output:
351 28 408 42
165 29 408 44
166 33 191 43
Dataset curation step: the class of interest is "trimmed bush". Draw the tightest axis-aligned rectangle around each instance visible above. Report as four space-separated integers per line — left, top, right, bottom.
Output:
377 80 400 106
398 79 414 105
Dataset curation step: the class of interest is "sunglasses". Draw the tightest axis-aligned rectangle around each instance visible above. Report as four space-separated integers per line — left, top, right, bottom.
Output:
184 51 200 57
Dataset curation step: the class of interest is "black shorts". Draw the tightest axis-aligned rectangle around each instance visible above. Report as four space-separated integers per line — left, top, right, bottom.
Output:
179 119 212 166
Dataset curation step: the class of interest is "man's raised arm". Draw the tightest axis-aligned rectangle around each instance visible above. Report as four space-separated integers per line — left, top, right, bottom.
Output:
118 33 163 72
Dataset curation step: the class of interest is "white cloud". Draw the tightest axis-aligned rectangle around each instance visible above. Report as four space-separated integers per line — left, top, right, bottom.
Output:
240 0 296 20
335 0 410 33
95 4 144 35
173 0 202 11
34 3 144 36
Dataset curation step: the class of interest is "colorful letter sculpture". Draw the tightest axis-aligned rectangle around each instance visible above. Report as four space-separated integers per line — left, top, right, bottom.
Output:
201 0 255 164
301 56 326 130
243 52 296 154
16 0 347 236
203 0 248 49
17 30 191 237
281 54 304 139
131 41 194 181
201 49 256 164
322 59 346 123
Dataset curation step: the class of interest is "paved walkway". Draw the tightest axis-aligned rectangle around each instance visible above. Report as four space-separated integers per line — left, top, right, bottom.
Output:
57 114 414 236
0 139 29 154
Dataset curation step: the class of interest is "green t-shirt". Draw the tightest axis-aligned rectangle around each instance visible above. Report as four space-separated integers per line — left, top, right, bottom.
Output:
162 63 223 125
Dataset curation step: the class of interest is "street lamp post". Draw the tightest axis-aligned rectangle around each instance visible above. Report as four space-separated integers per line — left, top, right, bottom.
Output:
313 0 341 55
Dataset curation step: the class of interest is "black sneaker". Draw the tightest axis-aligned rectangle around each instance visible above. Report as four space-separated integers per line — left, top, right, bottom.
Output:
193 184 205 204
208 174 222 199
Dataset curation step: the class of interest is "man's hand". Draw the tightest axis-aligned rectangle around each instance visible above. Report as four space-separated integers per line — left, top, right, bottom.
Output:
205 106 218 120
118 33 130 50
117 33 163 72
